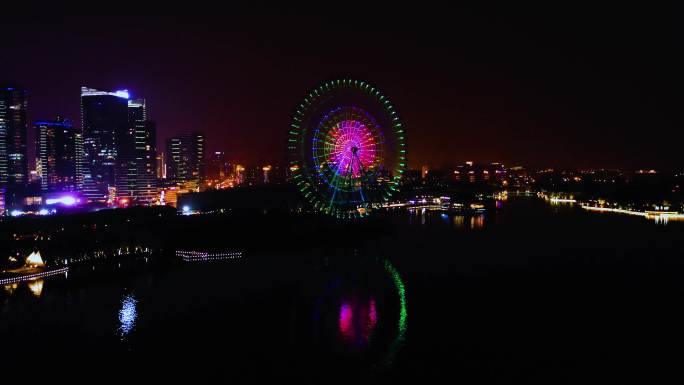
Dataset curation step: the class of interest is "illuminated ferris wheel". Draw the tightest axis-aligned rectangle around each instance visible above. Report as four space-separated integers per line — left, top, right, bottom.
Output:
289 79 407 218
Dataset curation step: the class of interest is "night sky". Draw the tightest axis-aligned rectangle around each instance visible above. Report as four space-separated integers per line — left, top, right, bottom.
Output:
1 5 683 170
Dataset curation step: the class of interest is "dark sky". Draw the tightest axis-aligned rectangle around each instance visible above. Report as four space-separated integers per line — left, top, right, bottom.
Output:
1 4 683 170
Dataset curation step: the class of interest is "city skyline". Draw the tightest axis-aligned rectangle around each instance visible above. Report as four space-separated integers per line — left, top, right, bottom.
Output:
2 5 684 169
4 81 684 173
3 8 684 381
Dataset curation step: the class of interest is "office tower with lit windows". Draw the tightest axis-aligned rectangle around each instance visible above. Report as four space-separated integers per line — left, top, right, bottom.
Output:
166 132 205 186
114 98 140 201
35 117 80 191
119 98 157 204
131 100 157 204
136 120 157 203
156 152 166 180
166 137 183 183
0 86 29 187
80 87 129 203
190 132 205 185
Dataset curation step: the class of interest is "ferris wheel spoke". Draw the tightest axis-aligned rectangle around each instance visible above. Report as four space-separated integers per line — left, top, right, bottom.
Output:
327 160 347 208
352 153 366 202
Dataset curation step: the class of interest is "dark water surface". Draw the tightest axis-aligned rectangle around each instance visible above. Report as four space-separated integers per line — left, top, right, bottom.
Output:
2 198 684 383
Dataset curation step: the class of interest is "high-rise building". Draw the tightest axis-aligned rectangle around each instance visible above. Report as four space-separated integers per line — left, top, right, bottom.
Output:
166 132 205 187
207 151 231 183
135 117 157 204
156 152 166 180
0 187 4 215
29 169 41 185
80 87 129 203
114 98 140 201
190 132 205 185
166 137 183 183
235 164 245 185
262 165 272 184
35 117 80 191
0 86 29 187
119 98 158 205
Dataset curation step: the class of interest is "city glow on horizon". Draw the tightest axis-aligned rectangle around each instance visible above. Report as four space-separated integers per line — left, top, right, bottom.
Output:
45 195 78 206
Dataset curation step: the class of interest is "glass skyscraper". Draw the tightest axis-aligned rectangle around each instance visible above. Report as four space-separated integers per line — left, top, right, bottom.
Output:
166 132 205 187
166 137 184 183
80 87 129 203
115 98 141 201
127 98 157 204
35 117 80 191
0 86 28 187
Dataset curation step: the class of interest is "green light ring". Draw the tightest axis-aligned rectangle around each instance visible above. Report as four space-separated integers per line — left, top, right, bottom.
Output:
383 259 407 371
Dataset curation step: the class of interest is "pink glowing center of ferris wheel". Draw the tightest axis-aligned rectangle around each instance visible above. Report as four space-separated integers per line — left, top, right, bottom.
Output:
329 120 377 178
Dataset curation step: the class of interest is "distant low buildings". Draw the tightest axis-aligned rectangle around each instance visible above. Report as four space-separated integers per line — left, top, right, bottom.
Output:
453 161 506 184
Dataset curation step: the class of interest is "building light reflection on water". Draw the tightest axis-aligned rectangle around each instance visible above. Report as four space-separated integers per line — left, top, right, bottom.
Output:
330 258 407 365
3 282 18 295
452 214 485 229
382 259 407 367
470 215 485 229
3 278 46 297
339 303 352 339
118 294 138 339
338 298 378 347
27 279 44 297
